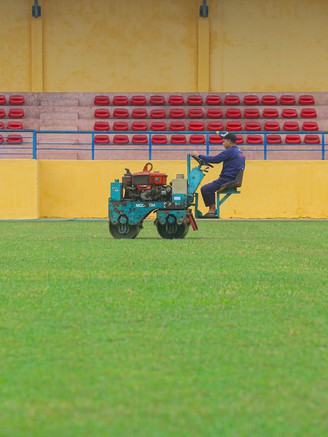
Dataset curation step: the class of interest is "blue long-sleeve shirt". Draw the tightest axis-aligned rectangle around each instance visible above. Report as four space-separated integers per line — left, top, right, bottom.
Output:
199 146 246 184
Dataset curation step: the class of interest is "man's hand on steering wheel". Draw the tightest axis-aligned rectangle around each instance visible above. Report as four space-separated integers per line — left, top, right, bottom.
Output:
190 153 214 168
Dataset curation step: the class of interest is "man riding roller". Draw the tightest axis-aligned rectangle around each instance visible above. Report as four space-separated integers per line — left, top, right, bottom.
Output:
191 131 246 218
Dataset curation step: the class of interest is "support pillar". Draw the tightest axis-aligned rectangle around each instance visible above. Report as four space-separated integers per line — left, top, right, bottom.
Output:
197 16 210 92
30 0 43 91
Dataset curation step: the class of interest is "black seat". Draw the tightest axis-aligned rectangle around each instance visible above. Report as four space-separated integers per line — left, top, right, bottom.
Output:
218 168 244 192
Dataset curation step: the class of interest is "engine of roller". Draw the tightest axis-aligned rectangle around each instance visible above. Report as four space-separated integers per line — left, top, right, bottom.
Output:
122 162 172 202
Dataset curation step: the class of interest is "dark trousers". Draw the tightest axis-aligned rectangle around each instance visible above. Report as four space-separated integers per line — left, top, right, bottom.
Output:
201 180 224 206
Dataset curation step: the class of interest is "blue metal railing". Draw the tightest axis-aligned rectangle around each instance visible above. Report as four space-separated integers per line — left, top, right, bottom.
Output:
0 129 326 160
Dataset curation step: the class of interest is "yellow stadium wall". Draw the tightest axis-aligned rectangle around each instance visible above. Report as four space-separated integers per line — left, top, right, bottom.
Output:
1 161 328 220
0 161 38 219
1 0 328 92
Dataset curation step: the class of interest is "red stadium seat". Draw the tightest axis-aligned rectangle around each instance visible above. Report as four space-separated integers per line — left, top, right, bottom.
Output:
188 121 205 131
246 134 263 144
6 134 23 143
298 95 315 105
171 134 186 144
131 95 147 106
132 108 147 118
236 135 244 144
169 121 186 131
8 109 25 118
94 121 110 131
150 95 165 105
113 108 130 118
209 134 223 144
150 109 166 119
225 109 241 118
226 121 242 131
0 122 4 129
188 108 204 118
266 134 282 144
281 109 298 118
243 95 259 105
224 95 240 105
190 134 205 144
113 96 129 105
112 121 129 131
264 122 280 131
261 95 278 105
262 108 278 118
0 109 6 118
132 121 148 131
168 95 184 105
207 108 223 118
207 121 224 131
0 95 6 105
285 134 301 144
245 122 261 131
95 108 110 118
94 134 110 144
283 121 300 131
244 108 260 118
113 134 129 144
280 95 296 105
94 95 110 105
300 108 317 118
7 121 23 130
302 121 318 131
169 108 185 118
206 95 221 105
152 134 167 144
304 134 320 144
187 95 203 105
132 134 148 144
0 134 3 143
150 121 167 131
9 95 25 105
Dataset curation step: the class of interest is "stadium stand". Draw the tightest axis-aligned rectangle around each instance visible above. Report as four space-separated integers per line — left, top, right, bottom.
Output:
0 92 325 160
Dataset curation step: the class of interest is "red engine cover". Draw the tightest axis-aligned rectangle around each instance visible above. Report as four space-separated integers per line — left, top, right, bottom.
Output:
132 162 167 189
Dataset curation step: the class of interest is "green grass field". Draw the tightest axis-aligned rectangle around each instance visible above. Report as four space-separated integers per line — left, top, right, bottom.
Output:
1 220 327 437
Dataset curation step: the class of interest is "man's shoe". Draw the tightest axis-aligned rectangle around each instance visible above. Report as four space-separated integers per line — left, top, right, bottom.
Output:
202 212 218 218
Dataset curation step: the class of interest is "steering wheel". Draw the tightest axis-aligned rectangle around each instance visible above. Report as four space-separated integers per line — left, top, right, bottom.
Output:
191 154 214 168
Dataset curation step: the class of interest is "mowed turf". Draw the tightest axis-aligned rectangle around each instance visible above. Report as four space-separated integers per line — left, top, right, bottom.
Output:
0 220 327 437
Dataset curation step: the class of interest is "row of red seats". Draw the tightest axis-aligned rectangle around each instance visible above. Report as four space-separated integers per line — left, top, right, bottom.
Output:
94 94 315 106
93 133 321 145
0 109 25 118
0 121 24 129
1 133 320 145
0 95 25 105
94 107 317 119
93 120 319 132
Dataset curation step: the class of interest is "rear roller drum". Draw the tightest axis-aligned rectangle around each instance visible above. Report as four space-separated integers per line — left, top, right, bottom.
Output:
156 222 190 239
109 222 141 239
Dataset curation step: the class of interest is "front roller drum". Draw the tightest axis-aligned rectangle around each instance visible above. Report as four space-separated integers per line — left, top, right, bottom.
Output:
109 221 141 239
